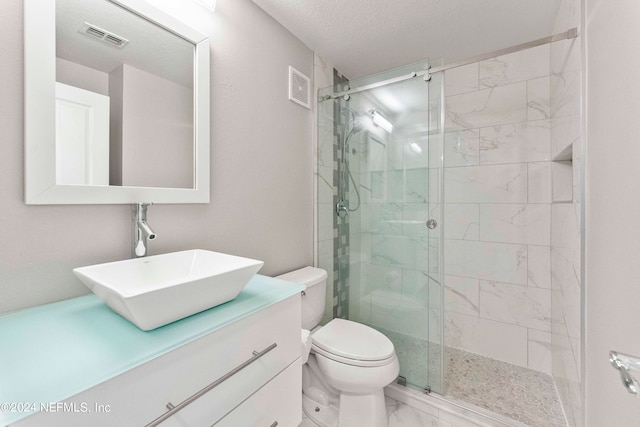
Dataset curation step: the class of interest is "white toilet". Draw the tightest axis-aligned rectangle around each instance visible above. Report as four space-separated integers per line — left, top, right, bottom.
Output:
276 267 399 427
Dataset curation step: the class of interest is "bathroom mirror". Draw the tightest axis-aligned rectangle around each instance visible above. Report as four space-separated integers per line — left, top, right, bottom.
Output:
24 0 210 204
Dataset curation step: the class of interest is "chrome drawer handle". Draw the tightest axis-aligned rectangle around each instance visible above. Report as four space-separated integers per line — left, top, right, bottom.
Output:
145 343 278 427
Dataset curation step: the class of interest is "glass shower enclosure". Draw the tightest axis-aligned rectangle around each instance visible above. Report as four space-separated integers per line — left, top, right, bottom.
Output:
316 60 444 394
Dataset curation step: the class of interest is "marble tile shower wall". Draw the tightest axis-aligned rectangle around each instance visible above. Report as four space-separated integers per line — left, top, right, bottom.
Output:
442 44 554 374
550 0 583 424
315 54 336 325
315 53 352 324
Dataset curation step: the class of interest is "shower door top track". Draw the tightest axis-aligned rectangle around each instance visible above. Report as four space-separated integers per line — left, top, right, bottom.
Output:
324 27 578 101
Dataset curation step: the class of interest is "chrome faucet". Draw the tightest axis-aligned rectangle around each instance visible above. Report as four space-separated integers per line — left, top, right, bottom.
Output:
133 203 157 258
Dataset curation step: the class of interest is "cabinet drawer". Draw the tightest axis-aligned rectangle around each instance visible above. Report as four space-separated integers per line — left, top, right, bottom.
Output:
13 295 301 427
215 359 302 427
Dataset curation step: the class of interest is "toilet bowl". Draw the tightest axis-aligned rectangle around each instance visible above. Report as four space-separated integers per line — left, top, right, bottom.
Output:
276 267 399 427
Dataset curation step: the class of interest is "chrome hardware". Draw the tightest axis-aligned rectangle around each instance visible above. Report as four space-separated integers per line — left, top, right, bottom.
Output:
609 351 640 395
336 200 349 218
133 203 157 258
145 343 278 427
426 219 438 229
270 422 278 427
301 290 307 297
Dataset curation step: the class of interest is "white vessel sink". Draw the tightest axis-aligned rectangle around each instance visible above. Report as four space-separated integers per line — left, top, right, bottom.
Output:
73 249 264 330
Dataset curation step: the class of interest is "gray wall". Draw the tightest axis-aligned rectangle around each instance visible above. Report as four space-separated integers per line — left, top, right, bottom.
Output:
0 0 314 314
585 0 640 424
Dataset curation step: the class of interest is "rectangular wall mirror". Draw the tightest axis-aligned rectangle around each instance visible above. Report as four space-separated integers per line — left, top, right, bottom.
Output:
25 0 210 204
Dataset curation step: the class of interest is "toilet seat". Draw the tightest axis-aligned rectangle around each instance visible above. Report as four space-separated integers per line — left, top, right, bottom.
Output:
311 319 396 367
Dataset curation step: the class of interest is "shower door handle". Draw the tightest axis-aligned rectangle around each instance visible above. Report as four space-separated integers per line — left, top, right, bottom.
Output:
426 219 438 229
610 351 640 395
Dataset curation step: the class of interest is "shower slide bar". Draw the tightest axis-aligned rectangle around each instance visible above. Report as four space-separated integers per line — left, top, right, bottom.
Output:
324 27 578 101
610 351 640 395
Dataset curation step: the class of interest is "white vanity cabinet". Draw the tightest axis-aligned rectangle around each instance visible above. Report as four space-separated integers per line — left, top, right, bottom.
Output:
4 277 303 427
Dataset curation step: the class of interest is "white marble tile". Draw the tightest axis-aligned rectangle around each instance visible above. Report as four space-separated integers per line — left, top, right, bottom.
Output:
316 166 335 204
428 132 443 169
479 204 551 246
317 123 335 169
572 140 582 205
364 132 389 172
429 237 441 274
313 53 334 90
317 238 334 275
528 245 551 289
428 168 441 203
387 401 440 427
551 115 580 160
445 275 479 316
444 129 480 167
529 329 552 374
551 161 573 202
445 62 479 96
479 280 552 332
402 203 429 237
370 170 386 200
444 240 528 285
528 162 552 203
479 44 550 88
527 77 551 121
479 120 551 165
445 311 528 367
404 134 430 170
401 268 433 298
371 234 430 272
317 202 335 241
551 247 581 294
550 71 580 120
551 37 581 76
444 204 479 240
363 262 402 294
551 204 580 248
368 288 430 340
444 164 528 203
405 168 429 203
364 202 403 234
445 83 527 131
388 170 405 202
438 412 484 427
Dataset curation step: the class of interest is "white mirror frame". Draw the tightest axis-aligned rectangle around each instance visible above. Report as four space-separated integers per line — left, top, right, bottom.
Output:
24 0 210 204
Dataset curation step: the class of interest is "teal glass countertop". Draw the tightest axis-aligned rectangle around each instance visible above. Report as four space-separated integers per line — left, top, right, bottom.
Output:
0 274 304 426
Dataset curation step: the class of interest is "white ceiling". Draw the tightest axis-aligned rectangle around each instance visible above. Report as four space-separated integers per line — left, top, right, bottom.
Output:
252 0 563 80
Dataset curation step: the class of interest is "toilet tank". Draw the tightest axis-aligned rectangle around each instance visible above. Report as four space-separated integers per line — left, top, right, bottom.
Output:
275 267 327 330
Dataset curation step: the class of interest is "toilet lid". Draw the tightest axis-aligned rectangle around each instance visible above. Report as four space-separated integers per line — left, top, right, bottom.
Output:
311 319 395 362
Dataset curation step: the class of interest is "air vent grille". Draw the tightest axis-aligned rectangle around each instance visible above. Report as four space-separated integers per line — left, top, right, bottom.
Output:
80 22 129 48
289 66 311 109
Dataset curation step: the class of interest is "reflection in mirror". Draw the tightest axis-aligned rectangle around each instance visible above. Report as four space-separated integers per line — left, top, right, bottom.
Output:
55 0 195 189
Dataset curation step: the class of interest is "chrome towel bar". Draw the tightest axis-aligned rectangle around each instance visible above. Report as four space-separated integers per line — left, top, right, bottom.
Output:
610 350 640 395
145 342 278 427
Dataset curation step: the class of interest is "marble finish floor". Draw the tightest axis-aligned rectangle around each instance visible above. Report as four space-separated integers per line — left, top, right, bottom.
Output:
446 347 566 427
300 396 439 427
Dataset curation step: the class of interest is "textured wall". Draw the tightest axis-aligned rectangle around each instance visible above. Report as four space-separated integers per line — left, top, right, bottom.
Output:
0 0 313 314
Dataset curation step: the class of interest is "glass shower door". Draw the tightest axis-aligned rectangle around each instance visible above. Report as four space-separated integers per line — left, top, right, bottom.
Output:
326 62 444 393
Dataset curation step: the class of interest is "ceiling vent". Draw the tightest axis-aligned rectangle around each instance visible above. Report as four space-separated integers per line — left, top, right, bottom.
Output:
79 22 129 48
289 66 311 109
